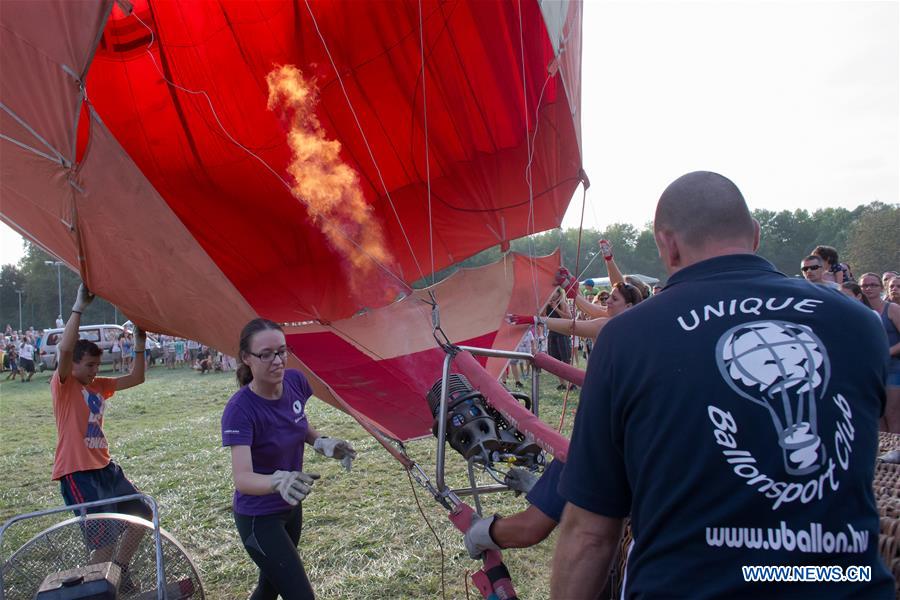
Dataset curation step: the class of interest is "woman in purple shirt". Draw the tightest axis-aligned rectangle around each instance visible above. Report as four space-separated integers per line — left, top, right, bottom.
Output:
222 319 357 600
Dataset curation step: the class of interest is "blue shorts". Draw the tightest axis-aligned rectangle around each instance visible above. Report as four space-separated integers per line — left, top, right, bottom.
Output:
888 371 900 389
59 462 152 549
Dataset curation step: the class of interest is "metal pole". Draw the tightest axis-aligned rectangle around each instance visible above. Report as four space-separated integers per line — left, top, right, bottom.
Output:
56 263 62 318
15 289 23 331
435 352 454 493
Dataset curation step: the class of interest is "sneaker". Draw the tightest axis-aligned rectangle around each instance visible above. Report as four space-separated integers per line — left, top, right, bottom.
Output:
556 384 566 391
515 381 523 389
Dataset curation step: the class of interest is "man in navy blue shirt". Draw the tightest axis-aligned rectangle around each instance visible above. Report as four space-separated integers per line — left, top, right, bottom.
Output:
552 172 893 598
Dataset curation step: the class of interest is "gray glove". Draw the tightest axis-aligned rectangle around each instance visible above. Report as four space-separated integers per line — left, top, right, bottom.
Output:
271 470 320 505
504 467 539 495
72 283 95 313
464 514 500 559
314 436 357 471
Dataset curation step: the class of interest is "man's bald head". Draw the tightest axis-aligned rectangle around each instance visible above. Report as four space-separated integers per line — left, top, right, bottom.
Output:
654 172 759 274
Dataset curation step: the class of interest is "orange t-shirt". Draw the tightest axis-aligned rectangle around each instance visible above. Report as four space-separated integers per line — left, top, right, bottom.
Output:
51 371 118 480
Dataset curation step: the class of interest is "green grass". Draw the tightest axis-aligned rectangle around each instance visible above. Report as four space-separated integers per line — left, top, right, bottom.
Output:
0 364 581 599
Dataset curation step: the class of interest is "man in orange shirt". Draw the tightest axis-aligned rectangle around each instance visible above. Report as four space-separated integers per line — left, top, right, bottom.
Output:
52 284 149 569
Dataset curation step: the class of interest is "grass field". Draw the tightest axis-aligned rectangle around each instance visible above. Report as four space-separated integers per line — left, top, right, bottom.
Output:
0 364 580 599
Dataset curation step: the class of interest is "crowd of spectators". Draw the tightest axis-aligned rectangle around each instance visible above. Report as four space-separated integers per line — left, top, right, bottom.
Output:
1 322 236 378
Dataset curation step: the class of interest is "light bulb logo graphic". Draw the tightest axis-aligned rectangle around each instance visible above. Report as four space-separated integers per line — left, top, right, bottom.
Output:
716 320 830 476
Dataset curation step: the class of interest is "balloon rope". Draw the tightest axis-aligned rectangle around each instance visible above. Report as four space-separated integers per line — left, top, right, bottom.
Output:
304 0 428 284
126 11 414 294
569 183 588 362
418 0 435 285
517 0 541 314
406 469 447 600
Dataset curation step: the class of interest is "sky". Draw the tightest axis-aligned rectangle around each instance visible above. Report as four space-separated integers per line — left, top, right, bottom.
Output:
1 0 897 264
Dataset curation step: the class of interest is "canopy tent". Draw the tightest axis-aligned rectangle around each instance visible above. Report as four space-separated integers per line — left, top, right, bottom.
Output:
582 274 660 287
1 0 583 440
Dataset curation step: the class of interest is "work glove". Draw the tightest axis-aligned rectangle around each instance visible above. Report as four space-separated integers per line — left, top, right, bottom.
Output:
504 467 539 496
133 326 146 353
598 239 614 261
271 470 320 505
561 282 578 300
464 514 501 559
72 283 95 313
506 314 539 326
313 436 357 471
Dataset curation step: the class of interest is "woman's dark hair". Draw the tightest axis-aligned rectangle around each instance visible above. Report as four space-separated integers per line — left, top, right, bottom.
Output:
237 318 284 386
624 275 651 300
812 245 839 266
841 282 872 309
613 282 643 306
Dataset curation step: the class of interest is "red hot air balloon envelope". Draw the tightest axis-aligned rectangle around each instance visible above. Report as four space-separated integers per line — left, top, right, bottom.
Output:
1 0 582 444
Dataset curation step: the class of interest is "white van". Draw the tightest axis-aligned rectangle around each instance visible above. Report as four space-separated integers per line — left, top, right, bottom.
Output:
39 325 160 370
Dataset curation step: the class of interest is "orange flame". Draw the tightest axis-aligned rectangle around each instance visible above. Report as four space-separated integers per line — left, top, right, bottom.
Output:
266 65 394 291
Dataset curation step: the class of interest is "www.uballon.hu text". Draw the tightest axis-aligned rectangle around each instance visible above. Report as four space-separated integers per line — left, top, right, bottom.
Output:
707 522 869 553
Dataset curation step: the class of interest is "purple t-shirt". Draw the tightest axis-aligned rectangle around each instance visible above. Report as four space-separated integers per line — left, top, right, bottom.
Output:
221 369 312 515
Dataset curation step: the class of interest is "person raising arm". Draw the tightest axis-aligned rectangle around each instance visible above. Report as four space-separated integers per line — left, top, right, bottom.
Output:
52 283 151 585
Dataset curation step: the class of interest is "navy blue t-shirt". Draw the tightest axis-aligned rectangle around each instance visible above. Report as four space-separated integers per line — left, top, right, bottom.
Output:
222 369 312 516
560 254 893 598
525 460 565 522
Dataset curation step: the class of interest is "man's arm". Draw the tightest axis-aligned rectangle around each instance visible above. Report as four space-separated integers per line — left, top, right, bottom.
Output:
551 503 623 599
490 505 558 548
115 326 146 390
57 284 94 383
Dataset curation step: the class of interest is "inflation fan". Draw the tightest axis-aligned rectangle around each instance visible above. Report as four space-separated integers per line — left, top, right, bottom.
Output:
0 495 203 600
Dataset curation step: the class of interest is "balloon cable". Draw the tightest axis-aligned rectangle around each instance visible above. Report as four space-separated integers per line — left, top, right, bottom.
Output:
406 468 447 600
304 0 429 285
417 0 435 285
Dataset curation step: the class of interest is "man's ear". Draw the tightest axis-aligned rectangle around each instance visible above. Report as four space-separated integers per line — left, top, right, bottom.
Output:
655 229 680 273
751 218 761 252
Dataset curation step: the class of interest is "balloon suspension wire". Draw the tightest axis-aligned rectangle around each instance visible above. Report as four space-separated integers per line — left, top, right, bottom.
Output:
406 468 447 600
418 0 435 286
127 10 415 298
517 0 541 314
556 184 588 433
518 0 560 316
304 0 428 286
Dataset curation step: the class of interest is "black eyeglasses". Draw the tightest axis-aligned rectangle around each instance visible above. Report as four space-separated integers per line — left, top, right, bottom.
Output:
801 265 821 272
247 348 288 363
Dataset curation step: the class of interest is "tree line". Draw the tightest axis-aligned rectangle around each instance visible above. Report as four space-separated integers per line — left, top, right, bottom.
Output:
449 201 898 286
2 201 897 331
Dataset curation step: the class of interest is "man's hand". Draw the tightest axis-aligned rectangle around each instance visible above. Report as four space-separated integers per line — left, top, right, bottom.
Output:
72 283 95 313
271 470 320 505
313 437 357 471
504 467 539 495
133 326 146 352
598 239 614 261
464 514 501 559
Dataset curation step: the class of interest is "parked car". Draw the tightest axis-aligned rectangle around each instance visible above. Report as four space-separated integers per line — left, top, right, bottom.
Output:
39 324 161 370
